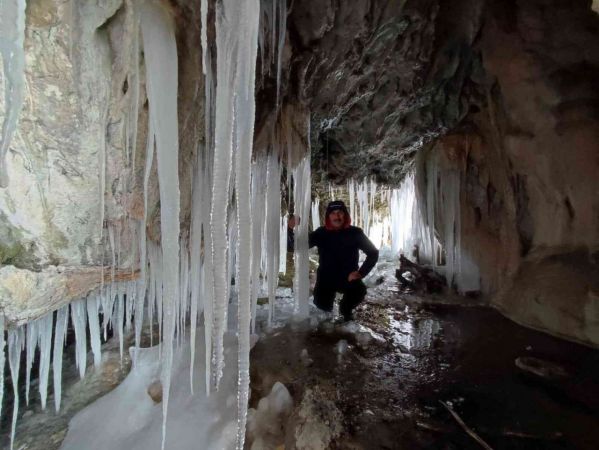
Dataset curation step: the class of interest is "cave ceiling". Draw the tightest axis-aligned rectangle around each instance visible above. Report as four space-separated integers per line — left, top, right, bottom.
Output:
255 0 490 187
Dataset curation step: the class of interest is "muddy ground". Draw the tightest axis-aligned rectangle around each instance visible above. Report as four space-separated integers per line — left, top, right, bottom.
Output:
250 275 599 450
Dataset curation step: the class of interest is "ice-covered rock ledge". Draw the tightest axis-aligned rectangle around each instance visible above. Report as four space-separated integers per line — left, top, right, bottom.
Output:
0 265 138 326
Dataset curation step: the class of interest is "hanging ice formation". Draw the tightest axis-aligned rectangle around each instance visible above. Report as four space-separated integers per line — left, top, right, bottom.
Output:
265 150 282 325
0 0 27 188
293 152 312 317
311 197 320 230
0 0 266 448
140 3 181 448
415 153 481 293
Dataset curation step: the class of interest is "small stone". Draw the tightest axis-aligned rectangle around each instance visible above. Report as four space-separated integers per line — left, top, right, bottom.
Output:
147 380 163 404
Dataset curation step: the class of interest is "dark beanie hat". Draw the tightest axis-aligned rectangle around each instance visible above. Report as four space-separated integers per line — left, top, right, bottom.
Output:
325 200 349 216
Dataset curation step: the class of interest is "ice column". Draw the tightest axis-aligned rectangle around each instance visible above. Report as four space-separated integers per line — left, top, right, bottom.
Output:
140 3 181 448
279 214 288 274
189 146 204 393
0 316 4 419
209 0 239 390
0 0 27 187
38 314 53 410
71 299 88 379
8 327 23 450
266 151 281 324
293 152 311 317
311 197 320 230
250 156 267 332
234 0 260 444
53 306 69 412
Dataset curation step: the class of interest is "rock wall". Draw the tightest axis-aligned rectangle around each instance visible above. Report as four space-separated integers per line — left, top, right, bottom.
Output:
422 0 599 346
282 0 599 346
0 0 204 324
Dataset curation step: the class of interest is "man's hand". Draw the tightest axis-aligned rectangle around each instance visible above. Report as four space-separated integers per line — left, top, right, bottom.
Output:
348 271 362 282
288 216 300 229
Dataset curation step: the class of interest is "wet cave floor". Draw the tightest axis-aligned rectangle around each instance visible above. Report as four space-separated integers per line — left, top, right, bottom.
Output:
250 280 599 450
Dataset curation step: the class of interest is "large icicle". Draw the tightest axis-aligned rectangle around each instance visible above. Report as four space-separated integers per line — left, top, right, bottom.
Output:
209 0 240 390
189 145 204 393
233 0 260 444
8 327 23 450
250 156 267 332
37 313 53 410
71 299 88 379
265 151 281 325
293 151 312 317
53 305 69 412
311 197 320 230
87 295 102 368
140 3 181 448
0 0 27 187
279 214 288 274
0 316 5 419
25 319 39 405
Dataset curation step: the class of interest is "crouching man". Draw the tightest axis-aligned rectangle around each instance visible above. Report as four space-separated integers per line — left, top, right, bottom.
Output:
289 200 379 321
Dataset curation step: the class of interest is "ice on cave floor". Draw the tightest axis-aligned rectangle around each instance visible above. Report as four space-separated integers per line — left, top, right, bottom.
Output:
246 381 293 450
338 322 386 349
59 329 246 450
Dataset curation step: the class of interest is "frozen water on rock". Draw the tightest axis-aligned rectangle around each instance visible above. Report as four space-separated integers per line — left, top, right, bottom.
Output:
53 305 69 412
87 295 102 368
8 327 23 450
0 0 26 187
25 319 38 405
60 330 239 450
71 299 88 379
247 381 293 449
293 153 311 317
141 3 181 448
38 313 53 410
0 317 4 419
266 151 282 325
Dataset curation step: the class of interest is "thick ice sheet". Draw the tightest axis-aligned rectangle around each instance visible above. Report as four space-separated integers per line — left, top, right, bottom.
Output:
60 329 239 450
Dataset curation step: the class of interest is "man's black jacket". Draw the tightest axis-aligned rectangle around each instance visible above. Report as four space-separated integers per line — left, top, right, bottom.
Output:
289 225 379 286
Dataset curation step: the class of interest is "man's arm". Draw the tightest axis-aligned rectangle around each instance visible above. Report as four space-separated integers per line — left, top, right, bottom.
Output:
287 224 319 252
357 231 379 278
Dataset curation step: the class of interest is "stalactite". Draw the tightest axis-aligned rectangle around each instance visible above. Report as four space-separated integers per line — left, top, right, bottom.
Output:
293 152 311 317
140 3 181 448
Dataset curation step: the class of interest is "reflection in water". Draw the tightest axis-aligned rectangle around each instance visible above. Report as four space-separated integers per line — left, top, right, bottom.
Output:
391 312 441 351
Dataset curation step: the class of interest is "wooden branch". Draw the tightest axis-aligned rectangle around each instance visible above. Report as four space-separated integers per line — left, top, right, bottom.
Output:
440 401 494 450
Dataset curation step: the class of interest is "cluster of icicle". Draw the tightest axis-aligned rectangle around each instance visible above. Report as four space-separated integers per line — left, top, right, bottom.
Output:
0 279 145 450
347 178 378 236
0 0 27 188
0 1 309 450
342 160 480 293
380 156 480 292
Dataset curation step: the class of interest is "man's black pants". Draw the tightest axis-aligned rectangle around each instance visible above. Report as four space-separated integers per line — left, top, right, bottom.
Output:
313 278 367 319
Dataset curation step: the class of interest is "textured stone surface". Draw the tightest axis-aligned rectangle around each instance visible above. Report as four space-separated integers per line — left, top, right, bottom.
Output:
0 0 203 320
